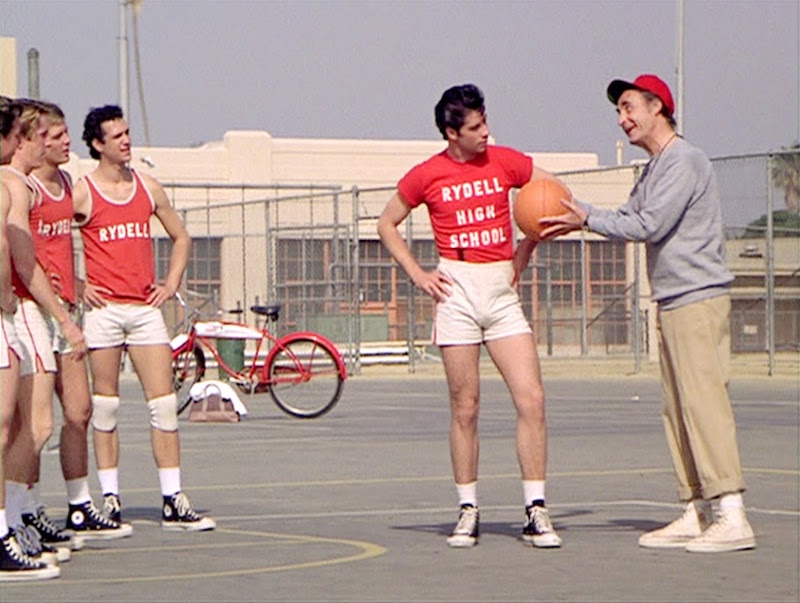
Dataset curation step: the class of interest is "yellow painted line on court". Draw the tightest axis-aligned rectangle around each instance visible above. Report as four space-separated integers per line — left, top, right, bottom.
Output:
54 527 386 585
742 467 800 475
49 466 795 499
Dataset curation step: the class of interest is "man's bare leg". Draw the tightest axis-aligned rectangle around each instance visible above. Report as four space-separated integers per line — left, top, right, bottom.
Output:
486 332 560 548
485 333 546 480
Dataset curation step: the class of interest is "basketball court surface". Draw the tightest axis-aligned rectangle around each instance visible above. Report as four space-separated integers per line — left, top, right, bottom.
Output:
5 362 798 601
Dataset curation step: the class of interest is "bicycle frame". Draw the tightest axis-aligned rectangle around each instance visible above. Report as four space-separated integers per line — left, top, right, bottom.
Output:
171 292 347 418
172 319 347 393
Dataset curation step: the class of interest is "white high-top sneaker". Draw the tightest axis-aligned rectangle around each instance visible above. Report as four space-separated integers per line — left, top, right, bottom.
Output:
686 506 756 553
638 500 712 548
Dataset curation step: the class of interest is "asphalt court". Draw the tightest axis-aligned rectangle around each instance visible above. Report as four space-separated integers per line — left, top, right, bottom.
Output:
6 366 799 602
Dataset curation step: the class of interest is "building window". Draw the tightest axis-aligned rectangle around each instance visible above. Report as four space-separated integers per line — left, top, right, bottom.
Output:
155 237 222 333
359 240 395 303
155 237 222 298
275 236 348 327
523 239 628 346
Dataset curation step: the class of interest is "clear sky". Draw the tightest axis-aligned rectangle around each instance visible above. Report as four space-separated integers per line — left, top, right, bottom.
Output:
2 0 798 166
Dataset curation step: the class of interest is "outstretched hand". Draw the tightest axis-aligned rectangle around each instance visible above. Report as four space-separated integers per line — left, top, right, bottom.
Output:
538 198 587 240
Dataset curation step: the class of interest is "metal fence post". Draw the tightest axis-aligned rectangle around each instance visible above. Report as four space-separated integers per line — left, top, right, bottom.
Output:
240 187 248 325
766 155 776 376
351 185 362 375
264 199 274 303
544 264 553 357
405 214 416 373
580 233 588 356
633 241 641 373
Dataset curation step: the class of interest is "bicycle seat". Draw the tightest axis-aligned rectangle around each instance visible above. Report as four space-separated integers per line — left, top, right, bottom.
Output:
251 304 281 321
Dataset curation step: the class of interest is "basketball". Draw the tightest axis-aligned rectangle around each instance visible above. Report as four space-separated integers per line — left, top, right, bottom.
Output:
513 179 572 238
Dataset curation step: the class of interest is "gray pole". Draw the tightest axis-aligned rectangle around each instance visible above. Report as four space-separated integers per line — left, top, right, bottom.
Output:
406 214 416 374
545 265 553 357
27 48 40 99
351 186 362 375
766 157 775 376
118 1 129 118
580 234 588 356
676 0 685 135
632 242 641 373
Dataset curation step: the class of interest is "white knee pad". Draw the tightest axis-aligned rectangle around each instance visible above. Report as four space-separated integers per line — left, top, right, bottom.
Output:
147 393 178 432
92 395 120 432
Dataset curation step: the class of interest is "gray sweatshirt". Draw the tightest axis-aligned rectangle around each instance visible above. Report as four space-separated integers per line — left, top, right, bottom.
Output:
580 137 733 310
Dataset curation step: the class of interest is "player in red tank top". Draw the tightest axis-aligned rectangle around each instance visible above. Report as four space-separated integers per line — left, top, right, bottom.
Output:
3 99 86 571
79 169 156 304
378 85 562 549
0 96 55 580
26 102 129 545
73 105 214 532
29 168 76 305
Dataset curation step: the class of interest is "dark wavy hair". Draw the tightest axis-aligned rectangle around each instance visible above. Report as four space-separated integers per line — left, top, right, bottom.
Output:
83 105 124 159
434 84 485 139
1 96 23 138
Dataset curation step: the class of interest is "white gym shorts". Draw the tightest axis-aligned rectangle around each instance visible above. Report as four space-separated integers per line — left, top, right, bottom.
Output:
432 257 532 346
48 300 81 356
1 309 25 370
83 302 170 349
14 299 57 375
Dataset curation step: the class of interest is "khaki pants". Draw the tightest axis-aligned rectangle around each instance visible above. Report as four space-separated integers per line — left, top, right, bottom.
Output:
657 294 745 501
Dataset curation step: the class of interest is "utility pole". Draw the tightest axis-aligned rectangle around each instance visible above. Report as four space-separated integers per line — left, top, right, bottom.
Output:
27 48 40 99
676 0 685 135
118 0 129 119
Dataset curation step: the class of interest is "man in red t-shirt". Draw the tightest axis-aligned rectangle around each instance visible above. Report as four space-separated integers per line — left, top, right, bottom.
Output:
378 84 561 549
73 105 214 532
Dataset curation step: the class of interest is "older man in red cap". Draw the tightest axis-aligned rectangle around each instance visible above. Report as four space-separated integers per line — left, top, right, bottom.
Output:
541 74 756 553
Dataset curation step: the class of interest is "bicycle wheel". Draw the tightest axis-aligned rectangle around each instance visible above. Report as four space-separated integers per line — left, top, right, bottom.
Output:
267 336 344 418
173 344 206 414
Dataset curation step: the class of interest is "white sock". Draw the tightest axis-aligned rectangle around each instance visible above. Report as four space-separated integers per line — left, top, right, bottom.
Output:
25 482 41 513
97 468 119 496
455 481 477 507
158 467 181 497
523 480 546 506
719 492 744 512
66 478 92 505
0 509 8 537
5 481 27 527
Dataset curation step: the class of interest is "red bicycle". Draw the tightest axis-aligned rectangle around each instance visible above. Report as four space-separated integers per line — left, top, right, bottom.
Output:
170 293 347 418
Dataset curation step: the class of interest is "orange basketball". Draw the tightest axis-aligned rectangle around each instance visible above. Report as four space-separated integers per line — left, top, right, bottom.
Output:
513 178 572 238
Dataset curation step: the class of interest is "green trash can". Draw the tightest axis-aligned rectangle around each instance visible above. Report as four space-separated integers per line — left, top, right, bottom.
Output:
216 339 245 381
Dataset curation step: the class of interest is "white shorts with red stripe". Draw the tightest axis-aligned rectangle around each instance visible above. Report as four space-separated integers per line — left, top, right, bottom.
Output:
13 299 57 375
1 309 24 370
433 258 532 346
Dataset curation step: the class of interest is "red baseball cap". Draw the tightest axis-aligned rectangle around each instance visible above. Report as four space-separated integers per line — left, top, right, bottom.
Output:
607 74 675 117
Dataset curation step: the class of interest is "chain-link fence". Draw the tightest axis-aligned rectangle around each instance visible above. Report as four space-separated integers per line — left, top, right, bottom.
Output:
155 150 798 376
715 150 800 374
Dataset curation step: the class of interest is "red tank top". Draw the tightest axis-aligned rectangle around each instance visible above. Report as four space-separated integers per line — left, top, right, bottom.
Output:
5 166 40 301
28 172 77 305
78 169 156 303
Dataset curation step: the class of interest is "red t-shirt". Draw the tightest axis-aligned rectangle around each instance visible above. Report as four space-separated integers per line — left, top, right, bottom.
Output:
29 172 77 305
397 145 533 262
78 169 156 303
